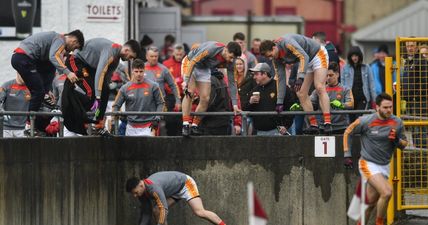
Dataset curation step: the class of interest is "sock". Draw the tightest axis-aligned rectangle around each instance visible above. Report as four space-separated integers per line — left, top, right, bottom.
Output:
376 217 384 225
323 113 331 124
309 115 318 127
357 221 361 225
183 115 192 125
218 221 226 225
192 116 202 127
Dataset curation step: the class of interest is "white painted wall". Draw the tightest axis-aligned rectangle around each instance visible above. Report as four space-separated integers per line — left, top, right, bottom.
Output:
0 0 127 84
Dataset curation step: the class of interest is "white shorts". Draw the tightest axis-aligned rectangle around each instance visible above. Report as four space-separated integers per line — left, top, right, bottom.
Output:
171 175 200 201
3 130 25 138
358 159 390 181
125 123 153 136
63 127 82 137
181 56 211 83
307 46 329 73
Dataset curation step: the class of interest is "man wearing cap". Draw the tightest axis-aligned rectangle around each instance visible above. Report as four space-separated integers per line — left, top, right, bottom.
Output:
243 63 296 135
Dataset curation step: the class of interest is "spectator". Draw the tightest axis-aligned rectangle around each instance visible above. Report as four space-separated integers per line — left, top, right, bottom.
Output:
140 34 153 62
342 46 377 122
312 31 340 64
243 63 296 136
199 69 241 135
311 62 353 134
163 43 186 136
0 73 31 137
159 34 175 62
401 39 428 149
112 59 164 136
235 57 255 135
250 38 265 62
145 46 181 113
233 32 258 70
370 44 390 95
419 44 428 60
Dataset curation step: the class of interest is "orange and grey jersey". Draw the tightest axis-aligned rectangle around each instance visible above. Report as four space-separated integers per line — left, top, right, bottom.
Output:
138 171 188 225
74 38 122 98
273 34 320 104
274 34 320 78
17 31 71 75
144 62 180 104
310 83 354 130
0 79 31 129
343 113 406 165
182 41 238 105
112 79 164 125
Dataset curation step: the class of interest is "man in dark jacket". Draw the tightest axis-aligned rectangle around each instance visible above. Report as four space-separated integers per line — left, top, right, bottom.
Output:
243 63 296 135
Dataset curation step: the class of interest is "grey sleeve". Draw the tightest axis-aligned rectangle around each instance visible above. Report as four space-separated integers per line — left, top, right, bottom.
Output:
286 39 309 78
112 88 126 112
163 69 181 104
153 85 165 112
49 38 71 75
343 88 354 110
274 60 286 104
226 62 238 106
95 49 114 98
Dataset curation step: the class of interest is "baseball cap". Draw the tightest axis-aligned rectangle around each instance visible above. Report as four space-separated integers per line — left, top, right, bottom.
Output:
249 63 271 73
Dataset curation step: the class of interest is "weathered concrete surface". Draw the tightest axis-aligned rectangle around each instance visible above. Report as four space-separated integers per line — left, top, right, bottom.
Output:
0 136 389 225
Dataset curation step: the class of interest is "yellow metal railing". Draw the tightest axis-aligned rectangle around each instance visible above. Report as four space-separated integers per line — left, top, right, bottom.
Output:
394 37 428 213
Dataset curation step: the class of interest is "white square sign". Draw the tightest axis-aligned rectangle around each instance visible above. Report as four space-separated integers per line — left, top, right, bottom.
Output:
314 136 336 157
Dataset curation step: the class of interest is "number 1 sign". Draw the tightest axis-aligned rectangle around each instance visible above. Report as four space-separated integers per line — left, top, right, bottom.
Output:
314 136 336 157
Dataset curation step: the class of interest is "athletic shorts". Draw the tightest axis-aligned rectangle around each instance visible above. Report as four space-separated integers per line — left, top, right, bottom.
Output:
125 123 153 136
181 56 211 83
171 175 200 201
307 46 329 73
359 158 390 181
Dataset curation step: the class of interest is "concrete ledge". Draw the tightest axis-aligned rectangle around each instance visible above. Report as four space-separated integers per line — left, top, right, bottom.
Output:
0 136 361 225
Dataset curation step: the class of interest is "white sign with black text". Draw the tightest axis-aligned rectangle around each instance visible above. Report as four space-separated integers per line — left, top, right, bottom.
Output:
86 4 123 22
314 136 336 157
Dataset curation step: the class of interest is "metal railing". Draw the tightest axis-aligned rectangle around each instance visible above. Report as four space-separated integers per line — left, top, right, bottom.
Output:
0 109 374 137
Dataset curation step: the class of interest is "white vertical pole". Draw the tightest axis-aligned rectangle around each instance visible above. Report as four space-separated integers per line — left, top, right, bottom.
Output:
248 182 254 225
361 176 366 225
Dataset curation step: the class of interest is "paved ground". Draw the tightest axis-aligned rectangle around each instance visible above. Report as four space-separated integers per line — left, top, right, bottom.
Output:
393 218 428 225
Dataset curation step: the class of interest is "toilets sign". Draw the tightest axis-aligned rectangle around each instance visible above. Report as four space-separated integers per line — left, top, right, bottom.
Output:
86 4 123 22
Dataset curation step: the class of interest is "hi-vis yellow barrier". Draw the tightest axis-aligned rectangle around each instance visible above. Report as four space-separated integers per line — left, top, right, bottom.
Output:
387 37 428 224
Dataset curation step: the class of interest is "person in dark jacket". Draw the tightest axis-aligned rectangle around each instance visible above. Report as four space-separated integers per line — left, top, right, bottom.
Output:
243 63 296 135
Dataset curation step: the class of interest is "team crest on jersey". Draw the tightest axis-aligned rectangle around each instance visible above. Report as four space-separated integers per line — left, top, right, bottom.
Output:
144 91 149 96
156 72 161 78
336 93 342 100
270 92 275 98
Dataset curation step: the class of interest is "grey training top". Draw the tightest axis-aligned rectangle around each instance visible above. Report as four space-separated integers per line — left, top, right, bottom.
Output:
112 79 164 125
74 38 122 98
144 62 180 104
0 79 30 130
344 113 406 165
18 31 71 75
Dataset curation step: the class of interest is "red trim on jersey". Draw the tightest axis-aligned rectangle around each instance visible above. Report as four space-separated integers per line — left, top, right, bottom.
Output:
14 48 27 54
326 86 344 92
130 122 152 128
215 42 225 47
10 84 29 91
369 118 398 128
274 37 284 44
127 82 150 91
278 49 286 58
70 55 79 73
215 53 226 63
144 179 153 185
112 43 122 49
82 80 92 97
145 64 161 71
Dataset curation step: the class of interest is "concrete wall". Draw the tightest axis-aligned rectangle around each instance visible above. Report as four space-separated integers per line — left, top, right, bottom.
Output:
0 136 361 225
0 0 127 84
